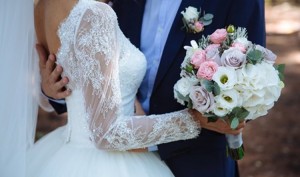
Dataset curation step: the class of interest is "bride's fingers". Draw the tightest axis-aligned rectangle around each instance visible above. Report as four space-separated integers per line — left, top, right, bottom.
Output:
128 148 147 153
236 121 246 130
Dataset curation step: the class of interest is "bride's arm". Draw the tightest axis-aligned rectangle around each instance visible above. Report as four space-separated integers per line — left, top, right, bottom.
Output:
71 4 201 151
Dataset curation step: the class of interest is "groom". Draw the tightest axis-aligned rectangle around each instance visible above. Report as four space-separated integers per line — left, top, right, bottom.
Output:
39 0 266 177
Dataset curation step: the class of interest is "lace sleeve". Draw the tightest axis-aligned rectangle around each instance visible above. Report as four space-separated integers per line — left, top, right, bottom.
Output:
74 3 200 151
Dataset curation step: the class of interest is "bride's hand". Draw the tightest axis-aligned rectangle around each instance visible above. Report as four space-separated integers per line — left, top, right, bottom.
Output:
98 0 110 3
134 98 146 116
189 109 245 135
128 147 148 153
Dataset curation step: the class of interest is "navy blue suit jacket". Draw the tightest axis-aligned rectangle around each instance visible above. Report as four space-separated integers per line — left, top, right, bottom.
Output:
50 0 265 176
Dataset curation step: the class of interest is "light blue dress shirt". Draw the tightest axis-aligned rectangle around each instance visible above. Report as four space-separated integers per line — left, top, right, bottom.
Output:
139 0 182 151
139 0 182 114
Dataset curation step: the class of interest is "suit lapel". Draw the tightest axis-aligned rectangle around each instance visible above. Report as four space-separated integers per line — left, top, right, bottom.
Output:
153 0 204 92
114 0 146 48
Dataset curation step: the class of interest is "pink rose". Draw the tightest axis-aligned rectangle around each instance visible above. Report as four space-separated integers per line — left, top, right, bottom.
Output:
232 42 247 53
194 21 204 33
205 44 220 52
190 49 206 68
196 61 218 80
210 29 227 44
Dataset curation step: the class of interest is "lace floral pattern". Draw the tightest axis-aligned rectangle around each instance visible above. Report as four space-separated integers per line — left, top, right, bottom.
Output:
57 0 200 151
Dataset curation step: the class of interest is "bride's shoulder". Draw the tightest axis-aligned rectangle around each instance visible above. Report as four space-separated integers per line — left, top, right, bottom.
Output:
84 0 117 19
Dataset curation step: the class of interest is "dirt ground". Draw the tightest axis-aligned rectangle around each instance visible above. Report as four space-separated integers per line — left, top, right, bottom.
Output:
36 3 300 177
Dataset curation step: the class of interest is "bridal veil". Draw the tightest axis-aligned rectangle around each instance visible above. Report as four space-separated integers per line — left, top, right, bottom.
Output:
0 0 49 176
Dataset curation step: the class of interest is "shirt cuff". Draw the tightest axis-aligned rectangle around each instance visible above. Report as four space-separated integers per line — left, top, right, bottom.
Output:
148 145 158 152
42 90 66 104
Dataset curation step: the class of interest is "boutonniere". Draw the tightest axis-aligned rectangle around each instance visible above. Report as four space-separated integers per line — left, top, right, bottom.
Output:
181 6 214 33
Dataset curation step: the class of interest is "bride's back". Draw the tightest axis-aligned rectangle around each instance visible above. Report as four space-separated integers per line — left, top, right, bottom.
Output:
34 0 77 54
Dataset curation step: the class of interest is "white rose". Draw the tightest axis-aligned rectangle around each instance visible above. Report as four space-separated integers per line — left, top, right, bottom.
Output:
215 89 240 110
174 77 197 98
212 66 237 90
181 6 199 21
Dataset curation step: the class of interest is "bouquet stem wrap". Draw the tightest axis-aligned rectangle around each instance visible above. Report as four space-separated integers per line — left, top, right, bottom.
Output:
226 133 244 160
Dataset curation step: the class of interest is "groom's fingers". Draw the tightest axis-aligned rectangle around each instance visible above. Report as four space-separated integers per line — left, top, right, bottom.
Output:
45 54 56 75
49 65 63 84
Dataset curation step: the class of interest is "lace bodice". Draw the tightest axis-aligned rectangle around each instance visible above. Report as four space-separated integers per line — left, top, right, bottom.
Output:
56 0 200 150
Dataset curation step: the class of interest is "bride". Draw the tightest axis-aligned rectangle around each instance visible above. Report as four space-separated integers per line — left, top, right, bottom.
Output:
28 0 243 176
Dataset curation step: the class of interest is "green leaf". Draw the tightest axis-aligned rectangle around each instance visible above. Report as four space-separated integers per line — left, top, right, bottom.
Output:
202 19 212 26
175 91 189 103
184 64 194 73
274 64 286 81
187 99 193 109
247 49 263 65
207 116 219 123
236 108 249 120
202 80 214 92
230 117 239 129
213 82 221 95
203 113 218 123
203 14 214 20
230 107 249 121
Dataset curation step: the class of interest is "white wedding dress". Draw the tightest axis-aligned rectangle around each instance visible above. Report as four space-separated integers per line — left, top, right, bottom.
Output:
27 1 200 177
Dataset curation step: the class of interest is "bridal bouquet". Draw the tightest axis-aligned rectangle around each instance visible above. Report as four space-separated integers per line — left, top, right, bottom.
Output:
174 25 285 160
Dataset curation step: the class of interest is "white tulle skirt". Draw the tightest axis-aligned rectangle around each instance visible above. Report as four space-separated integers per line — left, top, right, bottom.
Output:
27 126 174 177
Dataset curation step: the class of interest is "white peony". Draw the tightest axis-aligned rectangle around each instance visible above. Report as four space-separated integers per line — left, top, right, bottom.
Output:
242 89 265 107
181 6 199 21
212 67 237 90
214 89 240 110
245 103 274 120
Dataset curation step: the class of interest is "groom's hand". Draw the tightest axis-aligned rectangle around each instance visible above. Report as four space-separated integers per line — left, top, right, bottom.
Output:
36 44 71 99
189 109 245 135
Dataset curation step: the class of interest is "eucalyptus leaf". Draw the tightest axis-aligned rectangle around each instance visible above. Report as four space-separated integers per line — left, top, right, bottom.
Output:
247 49 263 65
203 14 214 20
187 99 193 109
175 90 189 103
213 82 221 95
274 64 285 81
230 117 239 129
202 20 212 26
202 80 214 92
236 108 249 120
